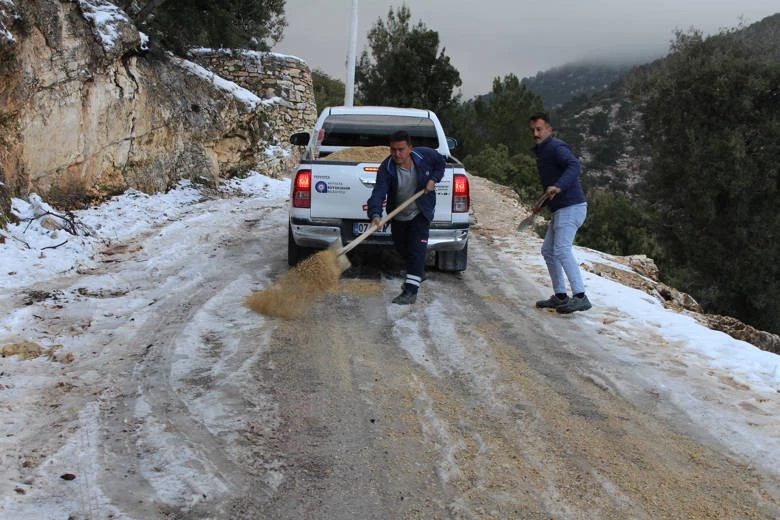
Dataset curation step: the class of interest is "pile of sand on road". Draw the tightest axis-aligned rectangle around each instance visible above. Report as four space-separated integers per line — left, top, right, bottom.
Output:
244 249 343 319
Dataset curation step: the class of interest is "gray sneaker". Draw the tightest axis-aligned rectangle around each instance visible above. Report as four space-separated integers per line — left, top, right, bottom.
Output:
556 294 592 314
392 291 417 305
536 294 569 309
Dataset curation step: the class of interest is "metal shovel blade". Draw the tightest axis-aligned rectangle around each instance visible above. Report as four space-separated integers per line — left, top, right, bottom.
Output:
517 193 549 232
332 189 425 273
516 214 536 232
328 238 352 272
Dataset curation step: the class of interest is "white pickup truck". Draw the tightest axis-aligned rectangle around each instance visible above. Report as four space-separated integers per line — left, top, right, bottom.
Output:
288 105 470 271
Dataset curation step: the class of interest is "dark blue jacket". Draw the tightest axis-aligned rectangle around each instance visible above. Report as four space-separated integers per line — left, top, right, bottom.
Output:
532 136 586 212
367 147 446 222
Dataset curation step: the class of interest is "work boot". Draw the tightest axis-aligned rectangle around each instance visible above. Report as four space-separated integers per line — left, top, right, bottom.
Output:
401 274 426 291
535 294 569 309
392 290 417 305
556 294 592 314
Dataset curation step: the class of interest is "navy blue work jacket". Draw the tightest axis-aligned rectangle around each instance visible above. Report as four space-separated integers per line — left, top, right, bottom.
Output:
366 147 446 222
532 136 586 212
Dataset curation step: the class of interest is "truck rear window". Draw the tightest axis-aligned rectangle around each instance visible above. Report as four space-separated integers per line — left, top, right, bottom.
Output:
319 114 439 149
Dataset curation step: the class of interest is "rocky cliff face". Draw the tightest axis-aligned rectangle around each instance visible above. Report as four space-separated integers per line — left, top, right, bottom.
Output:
0 0 315 218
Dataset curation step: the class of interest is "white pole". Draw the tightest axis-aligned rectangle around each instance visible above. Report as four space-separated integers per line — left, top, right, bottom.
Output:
345 0 358 106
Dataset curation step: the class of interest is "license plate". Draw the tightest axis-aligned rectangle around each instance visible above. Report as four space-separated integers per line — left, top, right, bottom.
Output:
354 222 390 235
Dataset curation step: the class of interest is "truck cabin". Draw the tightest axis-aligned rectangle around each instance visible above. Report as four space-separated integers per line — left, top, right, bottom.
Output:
291 114 442 158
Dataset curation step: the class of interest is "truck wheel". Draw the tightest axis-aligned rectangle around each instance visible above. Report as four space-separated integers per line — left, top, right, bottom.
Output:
435 243 468 272
288 224 313 266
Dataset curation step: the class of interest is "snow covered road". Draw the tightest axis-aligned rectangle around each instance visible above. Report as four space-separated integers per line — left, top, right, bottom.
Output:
1 174 778 518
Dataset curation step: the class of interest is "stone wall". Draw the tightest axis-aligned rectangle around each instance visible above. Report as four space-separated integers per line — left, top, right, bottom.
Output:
188 49 318 179
189 49 316 135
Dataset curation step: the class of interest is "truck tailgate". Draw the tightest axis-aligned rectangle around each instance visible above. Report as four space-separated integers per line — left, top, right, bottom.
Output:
309 162 455 222
309 162 378 219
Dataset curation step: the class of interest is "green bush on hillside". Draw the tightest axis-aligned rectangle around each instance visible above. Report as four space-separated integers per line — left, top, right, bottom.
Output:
463 144 538 202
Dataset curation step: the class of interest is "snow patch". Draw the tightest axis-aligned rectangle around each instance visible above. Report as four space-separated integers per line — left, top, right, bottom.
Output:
78 0 131 51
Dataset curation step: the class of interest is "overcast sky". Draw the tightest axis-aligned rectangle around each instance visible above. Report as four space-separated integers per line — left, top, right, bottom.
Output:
273 0 778 100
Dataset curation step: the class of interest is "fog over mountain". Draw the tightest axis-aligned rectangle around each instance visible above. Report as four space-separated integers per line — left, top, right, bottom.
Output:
276 0 779 99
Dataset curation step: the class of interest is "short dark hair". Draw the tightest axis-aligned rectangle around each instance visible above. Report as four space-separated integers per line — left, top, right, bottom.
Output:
529 112 550 125
389 130 412 145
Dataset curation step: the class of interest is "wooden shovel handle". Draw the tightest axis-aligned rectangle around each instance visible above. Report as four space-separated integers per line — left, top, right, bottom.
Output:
337 189 425 257
531 192 549 213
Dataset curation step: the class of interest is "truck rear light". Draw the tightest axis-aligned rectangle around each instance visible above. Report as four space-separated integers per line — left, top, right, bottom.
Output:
452 173 470 213
292 169 312 208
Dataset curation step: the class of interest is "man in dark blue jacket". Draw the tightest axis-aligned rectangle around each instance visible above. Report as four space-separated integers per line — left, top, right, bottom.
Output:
529 112 591 313
367 130 444 304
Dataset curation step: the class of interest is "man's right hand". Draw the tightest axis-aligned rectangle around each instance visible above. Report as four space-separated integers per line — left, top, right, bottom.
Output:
371 217 381 230
545 185 561 200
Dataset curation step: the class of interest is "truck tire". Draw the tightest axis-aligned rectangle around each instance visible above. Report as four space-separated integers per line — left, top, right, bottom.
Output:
288 224 314 266
435 243 468 272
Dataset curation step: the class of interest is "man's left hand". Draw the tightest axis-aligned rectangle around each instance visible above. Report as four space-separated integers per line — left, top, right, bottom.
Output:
424 179 436 194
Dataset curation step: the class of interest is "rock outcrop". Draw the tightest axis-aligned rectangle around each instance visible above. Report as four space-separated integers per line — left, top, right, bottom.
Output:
0 0 316 214
585 255 779 354
696 315 780 355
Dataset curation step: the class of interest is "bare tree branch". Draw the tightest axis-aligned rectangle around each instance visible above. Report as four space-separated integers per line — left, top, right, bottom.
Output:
21 210 90 237
0 229 31 249
41 240 69 251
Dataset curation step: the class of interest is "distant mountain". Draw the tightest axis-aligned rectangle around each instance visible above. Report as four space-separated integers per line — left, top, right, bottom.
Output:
734 12 780 58
522 12 780 114
550 74 649 193
549 12 780 195
520 62 637 110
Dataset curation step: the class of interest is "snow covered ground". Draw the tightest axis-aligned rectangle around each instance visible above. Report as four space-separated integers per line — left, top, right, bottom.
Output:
1 172 778 517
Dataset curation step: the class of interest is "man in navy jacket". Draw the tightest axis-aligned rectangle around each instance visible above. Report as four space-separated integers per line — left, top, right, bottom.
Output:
529 112 592 313
367 130 444 304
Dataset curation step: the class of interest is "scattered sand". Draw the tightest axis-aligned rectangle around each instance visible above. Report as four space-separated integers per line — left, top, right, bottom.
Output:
1 341 73 363
340 280 385 297
244 249 344 319
1 341 44 360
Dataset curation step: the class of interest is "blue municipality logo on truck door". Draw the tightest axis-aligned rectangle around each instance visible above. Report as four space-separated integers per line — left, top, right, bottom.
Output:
315 181 328 193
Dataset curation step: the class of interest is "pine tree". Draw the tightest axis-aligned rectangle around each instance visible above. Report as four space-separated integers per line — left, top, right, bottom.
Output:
312 70 346 113
441 74 543 161
355 6 461 113
130 0 286 54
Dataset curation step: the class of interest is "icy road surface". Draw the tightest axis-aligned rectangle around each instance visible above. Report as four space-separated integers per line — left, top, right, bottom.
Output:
1 175 778 519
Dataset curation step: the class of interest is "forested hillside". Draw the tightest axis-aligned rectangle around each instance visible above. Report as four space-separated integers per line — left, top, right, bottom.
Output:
549 14 780 335
436 13 779 336
551 78 648 193
521 62 636 110
553 13 780 194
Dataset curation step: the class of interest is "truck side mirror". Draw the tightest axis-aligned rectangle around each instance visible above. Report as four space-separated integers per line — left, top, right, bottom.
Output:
446 137 458 150
290 132 310 146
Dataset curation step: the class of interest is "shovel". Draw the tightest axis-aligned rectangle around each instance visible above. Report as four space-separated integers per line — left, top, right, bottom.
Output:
329 189 426 272
516 192 549 231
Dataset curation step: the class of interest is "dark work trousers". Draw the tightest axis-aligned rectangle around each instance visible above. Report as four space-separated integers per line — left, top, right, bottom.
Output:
391 213 430 294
